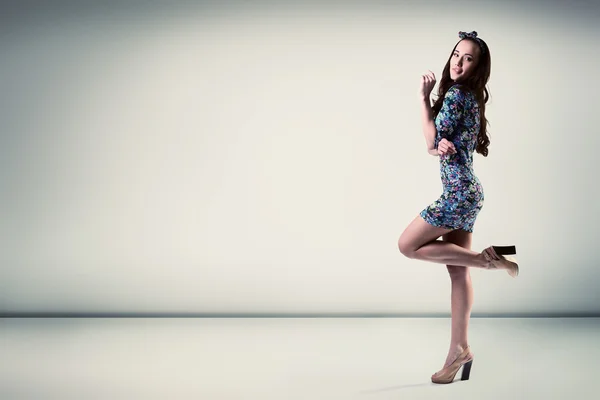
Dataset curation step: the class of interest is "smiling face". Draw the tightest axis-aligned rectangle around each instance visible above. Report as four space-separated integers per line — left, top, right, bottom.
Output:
449 40 480 82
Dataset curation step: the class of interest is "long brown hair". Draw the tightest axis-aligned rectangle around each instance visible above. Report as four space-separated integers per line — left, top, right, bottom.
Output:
432 37 492 157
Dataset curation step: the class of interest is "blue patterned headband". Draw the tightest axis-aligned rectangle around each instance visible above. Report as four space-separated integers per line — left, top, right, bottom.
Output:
458 31 487 55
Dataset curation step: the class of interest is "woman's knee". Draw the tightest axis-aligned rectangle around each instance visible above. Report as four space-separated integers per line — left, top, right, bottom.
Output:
397 236 417 258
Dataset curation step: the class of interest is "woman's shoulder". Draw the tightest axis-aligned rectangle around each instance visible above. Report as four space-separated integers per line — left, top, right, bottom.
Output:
442 85 468 108
445 84 478 108
445 84 472 99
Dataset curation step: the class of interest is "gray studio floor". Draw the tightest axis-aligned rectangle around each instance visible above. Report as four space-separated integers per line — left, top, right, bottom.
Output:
1 317 597 399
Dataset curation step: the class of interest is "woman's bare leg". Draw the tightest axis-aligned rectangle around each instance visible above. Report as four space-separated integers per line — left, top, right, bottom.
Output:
397 215 488 269
434 230 474 376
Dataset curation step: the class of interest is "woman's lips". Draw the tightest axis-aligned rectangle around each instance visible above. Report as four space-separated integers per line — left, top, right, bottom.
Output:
452 68 462 74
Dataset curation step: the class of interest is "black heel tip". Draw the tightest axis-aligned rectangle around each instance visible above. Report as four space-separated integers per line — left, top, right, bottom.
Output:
492 245 516 255
460 360 473 381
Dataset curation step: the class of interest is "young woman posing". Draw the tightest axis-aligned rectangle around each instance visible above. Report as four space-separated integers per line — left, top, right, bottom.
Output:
397 31 519 384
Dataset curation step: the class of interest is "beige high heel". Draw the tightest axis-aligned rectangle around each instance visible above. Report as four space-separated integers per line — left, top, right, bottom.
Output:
431 346 474 384
484 245 519 277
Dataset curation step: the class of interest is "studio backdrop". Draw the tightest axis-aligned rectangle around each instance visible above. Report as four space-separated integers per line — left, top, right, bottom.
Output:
1 0 598 316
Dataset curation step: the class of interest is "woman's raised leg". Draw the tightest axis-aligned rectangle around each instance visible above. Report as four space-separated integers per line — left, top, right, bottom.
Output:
397 216 488 269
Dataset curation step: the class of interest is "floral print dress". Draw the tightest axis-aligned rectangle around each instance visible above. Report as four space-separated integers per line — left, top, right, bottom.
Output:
420 84 484 233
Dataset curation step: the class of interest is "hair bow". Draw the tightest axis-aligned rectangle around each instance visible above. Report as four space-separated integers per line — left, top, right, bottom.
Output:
458 31 478 39
458 31 486 54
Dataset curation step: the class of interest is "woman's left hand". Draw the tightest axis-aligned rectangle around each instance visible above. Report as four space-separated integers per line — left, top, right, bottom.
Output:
437 138 456 156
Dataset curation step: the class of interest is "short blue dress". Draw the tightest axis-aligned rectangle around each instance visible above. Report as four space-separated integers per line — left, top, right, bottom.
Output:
420 84 484 233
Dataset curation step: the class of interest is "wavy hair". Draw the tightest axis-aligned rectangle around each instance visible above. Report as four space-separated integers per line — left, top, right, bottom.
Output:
432 37 492 156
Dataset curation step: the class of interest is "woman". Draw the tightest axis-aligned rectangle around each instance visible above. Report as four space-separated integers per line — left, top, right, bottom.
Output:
397 31 519 384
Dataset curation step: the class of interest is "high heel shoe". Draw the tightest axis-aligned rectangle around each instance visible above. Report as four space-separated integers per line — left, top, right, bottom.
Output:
484 245 519 277
431 346 474 384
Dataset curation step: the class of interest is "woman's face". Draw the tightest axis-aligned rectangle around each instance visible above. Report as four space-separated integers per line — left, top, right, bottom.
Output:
449 40 480 82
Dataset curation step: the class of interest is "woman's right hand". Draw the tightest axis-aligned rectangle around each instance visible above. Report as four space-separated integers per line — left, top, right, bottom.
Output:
420 70 436 98
437 138 456 156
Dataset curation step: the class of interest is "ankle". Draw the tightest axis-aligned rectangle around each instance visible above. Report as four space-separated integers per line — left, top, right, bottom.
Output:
449 342 468 351
477 252 490 268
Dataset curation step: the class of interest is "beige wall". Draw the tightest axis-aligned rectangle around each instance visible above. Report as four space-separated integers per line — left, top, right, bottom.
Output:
1 0 598 315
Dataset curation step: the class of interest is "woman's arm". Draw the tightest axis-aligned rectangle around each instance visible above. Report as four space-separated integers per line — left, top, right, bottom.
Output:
419 71 439 156
421 95 438 155
422 96 458 157
420 76 463 157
